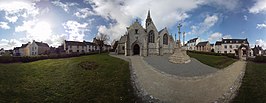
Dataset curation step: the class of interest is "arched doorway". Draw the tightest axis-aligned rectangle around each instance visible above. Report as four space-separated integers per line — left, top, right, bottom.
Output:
238 44 250 60
133 44 140 55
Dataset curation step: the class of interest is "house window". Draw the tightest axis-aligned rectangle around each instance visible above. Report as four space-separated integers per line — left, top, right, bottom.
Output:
77 46 79 49
122 46 125 50
230 41 232 43
236 45 239 48
35 47 36 50
70 46 72 49
148 30 155 43
236 41 238 43
77 50 79 52
163 34 168 45
32 47 34 50
230 50 232 53
224 51 227 54
229 45 232 49
135 29 138 34
225 41 227 43
224 45 227 49
69 50 72 53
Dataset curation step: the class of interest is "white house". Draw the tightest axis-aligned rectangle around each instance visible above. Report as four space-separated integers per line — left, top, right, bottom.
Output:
64 40 105 54
30 40 50 56
186 37 200 51
214 41 222 53
220 38 249 54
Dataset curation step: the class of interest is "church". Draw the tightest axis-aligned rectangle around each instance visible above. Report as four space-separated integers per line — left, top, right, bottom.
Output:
116 10 175 56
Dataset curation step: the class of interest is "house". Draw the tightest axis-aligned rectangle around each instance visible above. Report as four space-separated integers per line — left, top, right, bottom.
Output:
64 40 87 54
0 48 4 56
63 40 103 54
18 43 30 56
186 38 200 51
220 38 249 54
214 41 222 53
30 40 50 56
116 35 127 54
252 45 263 56
13 47 20 56
196 41 211 52
210 44 214 52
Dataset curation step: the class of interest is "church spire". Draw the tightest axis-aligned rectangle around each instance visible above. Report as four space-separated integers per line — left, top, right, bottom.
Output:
146 10 152 27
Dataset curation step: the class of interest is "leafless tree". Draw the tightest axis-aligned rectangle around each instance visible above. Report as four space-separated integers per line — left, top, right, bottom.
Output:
96 33 110 53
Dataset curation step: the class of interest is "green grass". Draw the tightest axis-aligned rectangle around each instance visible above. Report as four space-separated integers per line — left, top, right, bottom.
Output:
187 52 237 69
232 62 266 103
0 54 136 102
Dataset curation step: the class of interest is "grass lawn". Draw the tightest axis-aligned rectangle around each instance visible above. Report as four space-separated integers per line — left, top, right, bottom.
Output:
0 54 136 102
232 62 266 103
187 52 237 69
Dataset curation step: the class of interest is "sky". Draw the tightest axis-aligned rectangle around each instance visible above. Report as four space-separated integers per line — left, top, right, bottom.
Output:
0 0 266 50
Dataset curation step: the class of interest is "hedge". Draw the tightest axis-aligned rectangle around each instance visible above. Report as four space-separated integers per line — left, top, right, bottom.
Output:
0 52 99 63
253 56 266 63
187 50 238 59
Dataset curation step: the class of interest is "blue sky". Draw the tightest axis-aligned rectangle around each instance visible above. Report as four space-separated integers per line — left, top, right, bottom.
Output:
0 0 266 50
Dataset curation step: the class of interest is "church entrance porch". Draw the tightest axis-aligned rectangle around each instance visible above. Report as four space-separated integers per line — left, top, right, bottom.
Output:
133 44 140 55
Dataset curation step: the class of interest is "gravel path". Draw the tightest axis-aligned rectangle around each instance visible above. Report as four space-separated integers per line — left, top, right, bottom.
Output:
144 55 218 77
110 54 246 103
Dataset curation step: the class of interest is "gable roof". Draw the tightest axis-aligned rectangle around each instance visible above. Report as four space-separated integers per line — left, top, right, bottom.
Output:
196 41 209 46
222 38 248 44
187 38 198 43
35 41 49 47
118 35 127 44
253 45 263 51
21 43 29 48
65 40 86 46
215 41 222 45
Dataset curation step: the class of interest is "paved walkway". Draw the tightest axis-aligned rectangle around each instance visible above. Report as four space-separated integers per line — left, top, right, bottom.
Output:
144 55 218 77
111 55 246 103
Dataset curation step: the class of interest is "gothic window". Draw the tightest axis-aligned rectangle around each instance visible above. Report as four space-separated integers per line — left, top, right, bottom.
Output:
163 34 168 45
148 30 155 43
135 29 138 34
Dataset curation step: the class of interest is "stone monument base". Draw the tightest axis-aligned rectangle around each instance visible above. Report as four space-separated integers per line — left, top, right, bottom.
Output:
169 47 191 64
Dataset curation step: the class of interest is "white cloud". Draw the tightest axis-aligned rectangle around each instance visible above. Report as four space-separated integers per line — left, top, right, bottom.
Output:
244 15 248 21
208 32 222 42
5 15 18 23
62 20 90 41
256 23 266 29
0 1 39 22
52 0 78 13
255 39 266 49
0 39 22 50
74 8 95 18
0 22 10 29
208 32 232 42
85 0 239 41
204 0 240 10
249 0 266 14
189 14 219 35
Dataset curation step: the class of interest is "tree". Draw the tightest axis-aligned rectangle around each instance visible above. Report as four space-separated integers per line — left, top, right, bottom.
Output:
95 33 110 53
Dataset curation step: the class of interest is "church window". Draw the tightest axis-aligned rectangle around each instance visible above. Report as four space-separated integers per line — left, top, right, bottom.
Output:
163 34 168 45
148 30 155 43
135 29 138 34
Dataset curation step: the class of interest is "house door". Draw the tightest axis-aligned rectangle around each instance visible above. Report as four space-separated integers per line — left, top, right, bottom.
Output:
133 44 140 55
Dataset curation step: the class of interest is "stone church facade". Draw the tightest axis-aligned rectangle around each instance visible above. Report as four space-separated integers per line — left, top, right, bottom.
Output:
116 11 175 56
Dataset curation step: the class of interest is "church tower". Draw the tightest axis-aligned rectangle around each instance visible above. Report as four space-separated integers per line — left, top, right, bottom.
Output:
146 10 153 28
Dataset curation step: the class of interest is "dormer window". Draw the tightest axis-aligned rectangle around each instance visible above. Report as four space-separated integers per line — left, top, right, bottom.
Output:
236 41 238 43
230 41 232 43
225 41 227 43
135 29 138 34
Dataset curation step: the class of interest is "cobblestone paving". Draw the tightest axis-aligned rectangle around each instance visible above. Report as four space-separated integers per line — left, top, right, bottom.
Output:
144 55 218 77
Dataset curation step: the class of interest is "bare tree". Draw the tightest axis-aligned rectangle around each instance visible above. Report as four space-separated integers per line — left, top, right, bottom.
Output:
96 33 110 53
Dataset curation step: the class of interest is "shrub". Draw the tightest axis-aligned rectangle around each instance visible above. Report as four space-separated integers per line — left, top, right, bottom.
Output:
187 50 237 59
0 52 99 63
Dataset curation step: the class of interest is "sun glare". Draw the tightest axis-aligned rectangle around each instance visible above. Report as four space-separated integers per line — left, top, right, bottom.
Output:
32 21 52 41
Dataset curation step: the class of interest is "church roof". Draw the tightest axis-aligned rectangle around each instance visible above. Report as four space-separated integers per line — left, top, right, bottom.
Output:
118 35 127 44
